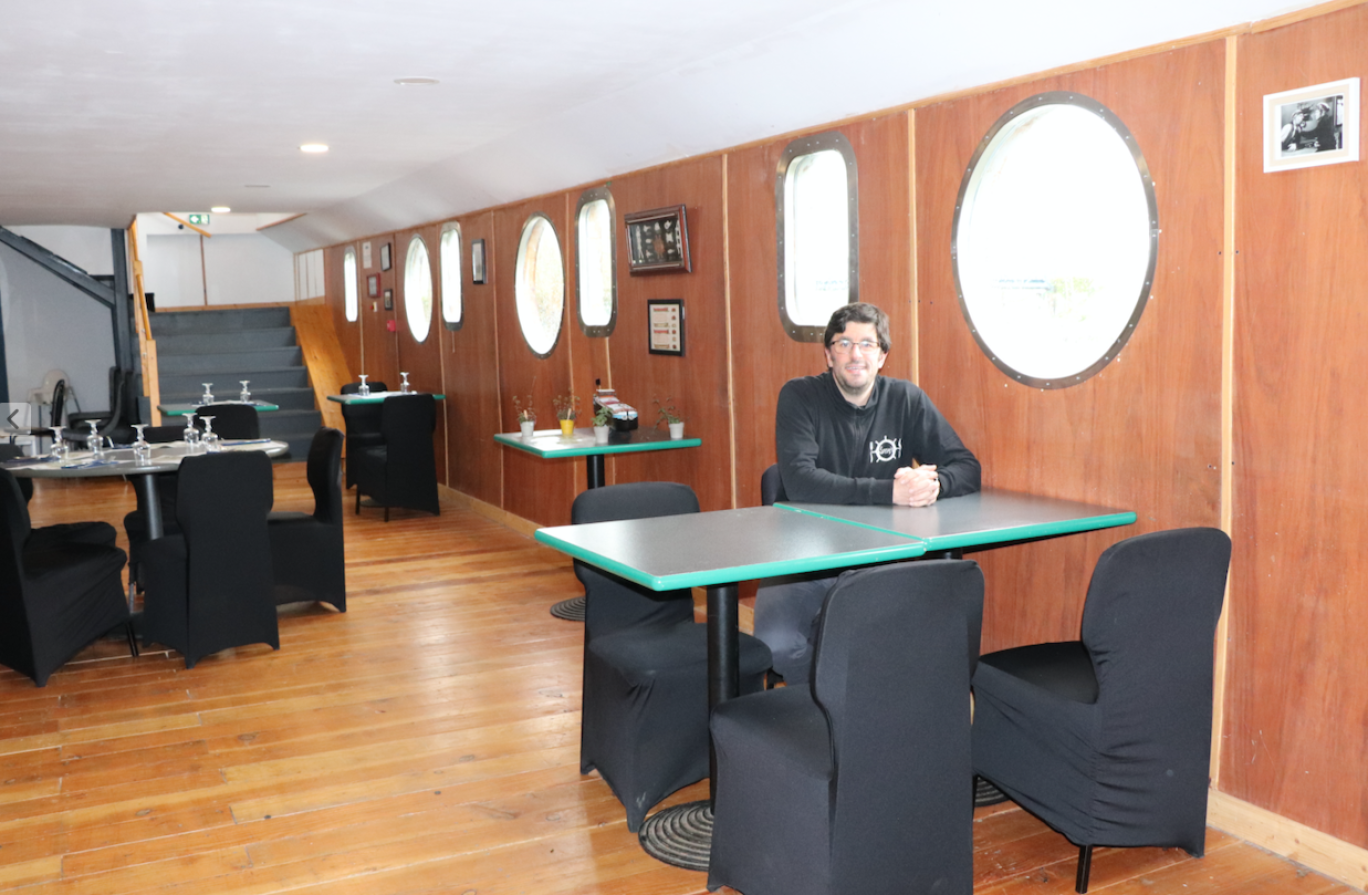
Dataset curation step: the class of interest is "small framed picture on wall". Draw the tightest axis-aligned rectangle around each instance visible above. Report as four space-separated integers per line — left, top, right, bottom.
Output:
383 288 394 311
380 242 393 271
472 239 487 284
1264 77 1360 172
626 205 691 274
647 299 685 356
367 274 380 297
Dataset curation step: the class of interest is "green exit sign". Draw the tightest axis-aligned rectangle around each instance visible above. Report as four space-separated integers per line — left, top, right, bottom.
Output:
187 213 210 226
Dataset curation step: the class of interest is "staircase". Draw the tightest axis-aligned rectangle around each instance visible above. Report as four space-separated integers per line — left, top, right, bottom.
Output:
150 307 321 459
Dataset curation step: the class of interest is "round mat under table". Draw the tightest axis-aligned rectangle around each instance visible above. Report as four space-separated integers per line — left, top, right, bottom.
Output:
638 800 712 872
550 595 586 621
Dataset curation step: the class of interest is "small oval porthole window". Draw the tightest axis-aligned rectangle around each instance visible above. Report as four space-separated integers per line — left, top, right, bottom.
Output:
952 92 1158 388
403 234 433 343
440 223 462 331
343 246 359 323
576 187 616 337
515 213 565 358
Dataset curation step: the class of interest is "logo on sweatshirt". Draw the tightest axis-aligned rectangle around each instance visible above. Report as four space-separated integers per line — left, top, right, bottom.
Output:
869 436 902 463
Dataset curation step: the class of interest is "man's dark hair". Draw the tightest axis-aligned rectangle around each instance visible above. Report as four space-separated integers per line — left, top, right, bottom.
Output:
824 302 891 354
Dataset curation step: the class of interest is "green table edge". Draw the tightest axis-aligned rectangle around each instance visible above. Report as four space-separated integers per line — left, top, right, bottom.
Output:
159 403 280 416
533 528 925 591
326 393 446 403
775 502 1138 551
495 431 701 459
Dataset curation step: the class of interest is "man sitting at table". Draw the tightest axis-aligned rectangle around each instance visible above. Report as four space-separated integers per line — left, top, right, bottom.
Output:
757 301 981 685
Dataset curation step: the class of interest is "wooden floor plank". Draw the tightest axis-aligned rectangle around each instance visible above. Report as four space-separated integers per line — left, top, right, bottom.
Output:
0 463 1351 895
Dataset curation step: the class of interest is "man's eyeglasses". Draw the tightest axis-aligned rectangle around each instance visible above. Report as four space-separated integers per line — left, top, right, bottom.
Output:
828 338 882 355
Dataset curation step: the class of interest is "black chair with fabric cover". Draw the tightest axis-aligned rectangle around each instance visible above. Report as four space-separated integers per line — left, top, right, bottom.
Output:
340 380 387 489
354 394 439 520
140 451 279 669
0 468 136 687
573 481 773 832
760 462 787 506
195 403 260 440
0 445 116 549
971 527 1233 893
122 426 198 590
268 427 345 611
707 560 983 895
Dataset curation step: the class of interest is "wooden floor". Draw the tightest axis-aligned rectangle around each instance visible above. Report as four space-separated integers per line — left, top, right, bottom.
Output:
1 463 1357 895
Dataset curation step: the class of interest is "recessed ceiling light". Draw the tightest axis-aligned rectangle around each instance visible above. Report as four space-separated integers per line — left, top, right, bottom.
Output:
394 77 440 86
211 206 231 214
300 143 329 154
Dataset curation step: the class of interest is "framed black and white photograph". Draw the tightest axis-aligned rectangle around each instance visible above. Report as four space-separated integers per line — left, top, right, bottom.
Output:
380 242 393 271
472 239 486 284
1264 77 1360 172
647 299 685 356
367 273 380 298
383 288 394 311
362 241 373 269
626 205 691 274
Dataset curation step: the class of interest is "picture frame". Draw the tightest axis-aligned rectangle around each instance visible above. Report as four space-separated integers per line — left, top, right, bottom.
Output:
367 274 379 298
626 205 691 274
362 241 373 269
472 239 486 284
383 288 394 311
380 242 393 271
1264 77 1360 173
647 299 685 356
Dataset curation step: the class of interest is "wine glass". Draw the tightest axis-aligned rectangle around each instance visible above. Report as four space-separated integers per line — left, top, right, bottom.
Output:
182 412 201 451
239 380 251 402
85 420 105 458
357 374 370 397
132 424 150 462
400 372 411 394
200 416 222 452
201 383 215 404
48 425 65 461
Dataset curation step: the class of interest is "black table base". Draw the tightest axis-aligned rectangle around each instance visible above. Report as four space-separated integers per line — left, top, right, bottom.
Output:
975 775 1009 807
638 800 712 872
549 595 586 621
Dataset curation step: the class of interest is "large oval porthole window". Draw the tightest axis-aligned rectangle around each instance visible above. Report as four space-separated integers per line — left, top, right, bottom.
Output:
343 246 359 323
952 92 1158 388
403 234 433 343
515 213 565 358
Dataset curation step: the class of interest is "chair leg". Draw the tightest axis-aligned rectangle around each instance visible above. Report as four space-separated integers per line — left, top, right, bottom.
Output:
1075 844 1093 893
125 620 140 658
384 506 389 522
355 489 361 515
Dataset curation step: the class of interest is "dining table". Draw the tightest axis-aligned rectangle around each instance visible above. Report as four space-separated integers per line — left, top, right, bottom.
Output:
326 390 446 404
533 489 1136 871
157 399 281 416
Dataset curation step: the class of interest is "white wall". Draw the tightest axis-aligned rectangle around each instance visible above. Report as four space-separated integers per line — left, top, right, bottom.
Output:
143 231 295 308
0 244 115 413
7 226 115 277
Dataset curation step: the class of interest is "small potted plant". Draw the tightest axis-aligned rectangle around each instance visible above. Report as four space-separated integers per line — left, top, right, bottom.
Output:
513 395 536 439
592 404 613 444
655 397 685 440
554 394 581 438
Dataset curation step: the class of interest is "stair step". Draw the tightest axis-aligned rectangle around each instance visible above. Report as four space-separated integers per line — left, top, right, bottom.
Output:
157 327 297 353
150 307 292 336
158 346 303 374
159 386 318 412
160 368 310 394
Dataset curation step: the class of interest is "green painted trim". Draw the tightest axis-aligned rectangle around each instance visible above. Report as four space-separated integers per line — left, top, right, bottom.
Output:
922 511 1137 550
326 393 446 404
495 431 700 459
159 402 280 416
534 528 924 590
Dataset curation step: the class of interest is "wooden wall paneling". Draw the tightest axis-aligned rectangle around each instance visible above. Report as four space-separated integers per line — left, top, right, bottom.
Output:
494 196 577 526
359 234 400 391
561 191 611 489
727 114 914 509
607 157 731 510
1230 5 1368 848
395 224 447 486
442 212 504 508
323 244 362 379
915 43 1227 653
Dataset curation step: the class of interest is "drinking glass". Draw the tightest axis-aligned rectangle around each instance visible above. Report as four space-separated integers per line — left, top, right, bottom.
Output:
357 374 370 397
86 420 105 458
239 380 251 402
132 424 151 462
48 425 65 460
201 383 215 404
400 372 411 394
182 413 202 451
201 416 222 452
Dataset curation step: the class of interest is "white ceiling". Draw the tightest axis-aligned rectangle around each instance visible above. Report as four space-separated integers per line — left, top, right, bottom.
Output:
0 0 1319 252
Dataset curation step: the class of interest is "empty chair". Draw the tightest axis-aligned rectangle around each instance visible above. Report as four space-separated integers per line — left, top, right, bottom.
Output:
195 402 260 440
122 425 197 589
971 527 1233 893
574 481 773 832
0 468 136 687
760 462 787 506
708 560 984 895
0 445 116 549
141 451 279 669
268 427 345 611
340 380 387 488
354 394 439 520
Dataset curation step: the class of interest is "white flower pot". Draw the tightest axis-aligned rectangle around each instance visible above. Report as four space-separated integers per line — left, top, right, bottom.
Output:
594 425 610 444
668 421 685 440
519 420 535 439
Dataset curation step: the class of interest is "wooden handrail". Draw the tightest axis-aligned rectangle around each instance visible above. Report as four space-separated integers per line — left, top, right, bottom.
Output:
127 218 162 425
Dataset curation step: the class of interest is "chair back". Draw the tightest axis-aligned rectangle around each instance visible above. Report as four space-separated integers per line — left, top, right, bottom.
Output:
0 470 33 645
760 463 787 506
572 482 700 638
1080 527 1231 798
195 403 260 439
342 381 388 395
812 559 983 895
49 380 66 428
306 427 344 524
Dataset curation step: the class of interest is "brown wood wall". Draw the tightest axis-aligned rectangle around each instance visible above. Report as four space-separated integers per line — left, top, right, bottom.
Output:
1231 5 1368 848
315 5 1368 854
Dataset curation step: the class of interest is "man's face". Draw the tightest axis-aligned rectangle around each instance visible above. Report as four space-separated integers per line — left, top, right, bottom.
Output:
824 321 886 403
